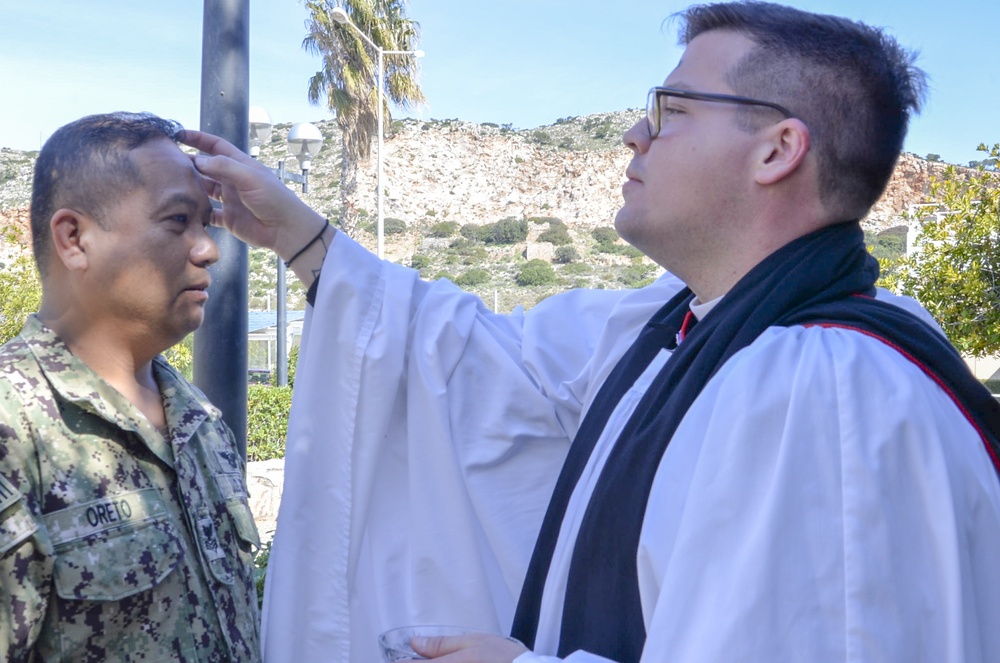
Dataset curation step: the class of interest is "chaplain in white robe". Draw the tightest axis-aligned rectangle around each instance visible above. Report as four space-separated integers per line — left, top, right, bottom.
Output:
180 3 1000 662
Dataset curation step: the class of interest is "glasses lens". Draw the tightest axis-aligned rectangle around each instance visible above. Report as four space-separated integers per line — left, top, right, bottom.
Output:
646 89 658 137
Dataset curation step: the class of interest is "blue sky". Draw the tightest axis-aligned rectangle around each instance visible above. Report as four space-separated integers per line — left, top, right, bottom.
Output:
1 0 995 166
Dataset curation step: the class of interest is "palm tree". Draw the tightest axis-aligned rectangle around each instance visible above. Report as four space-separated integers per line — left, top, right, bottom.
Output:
303 0 426 236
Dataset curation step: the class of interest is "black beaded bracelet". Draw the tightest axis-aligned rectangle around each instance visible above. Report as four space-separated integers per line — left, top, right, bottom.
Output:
285 221 329 268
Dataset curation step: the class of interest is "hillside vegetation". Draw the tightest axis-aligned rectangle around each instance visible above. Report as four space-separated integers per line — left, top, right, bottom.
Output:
0 111 948 313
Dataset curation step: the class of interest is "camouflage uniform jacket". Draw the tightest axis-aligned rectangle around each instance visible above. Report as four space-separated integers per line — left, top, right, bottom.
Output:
0 316 261 662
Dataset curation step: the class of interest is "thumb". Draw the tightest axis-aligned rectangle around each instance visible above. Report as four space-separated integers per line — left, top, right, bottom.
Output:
411 635 466 658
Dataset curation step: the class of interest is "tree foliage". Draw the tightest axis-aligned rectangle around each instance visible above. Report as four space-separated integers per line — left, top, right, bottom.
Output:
538 221 572 246
880 143 1000 356
164 335 194 381
0 253 42 344
516 259 558 286
303 0 426 233
460 218 528 245
247 385 293 461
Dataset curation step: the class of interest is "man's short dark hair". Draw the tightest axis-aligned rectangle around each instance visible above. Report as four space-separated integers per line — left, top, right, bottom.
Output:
30 112 183 276
678 1 927 220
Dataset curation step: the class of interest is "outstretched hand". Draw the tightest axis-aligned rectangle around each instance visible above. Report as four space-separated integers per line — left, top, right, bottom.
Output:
410 632 529 663
178 129 328 260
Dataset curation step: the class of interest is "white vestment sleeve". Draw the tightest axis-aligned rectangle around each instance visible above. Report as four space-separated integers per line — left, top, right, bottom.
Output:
634 326 1000 663
261 232 684 663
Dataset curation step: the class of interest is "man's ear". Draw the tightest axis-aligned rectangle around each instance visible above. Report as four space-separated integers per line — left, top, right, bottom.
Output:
49 209 93 272
754 118 810 185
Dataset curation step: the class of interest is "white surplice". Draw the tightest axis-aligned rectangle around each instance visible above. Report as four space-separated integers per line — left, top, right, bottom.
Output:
262 232 1000 663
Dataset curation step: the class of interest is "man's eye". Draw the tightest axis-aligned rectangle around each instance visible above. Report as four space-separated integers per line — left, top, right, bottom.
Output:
164 214 190 231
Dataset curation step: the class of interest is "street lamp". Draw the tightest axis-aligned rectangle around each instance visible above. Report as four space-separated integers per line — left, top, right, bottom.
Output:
249 105 272 157
331 5 424 259
249 107 325 386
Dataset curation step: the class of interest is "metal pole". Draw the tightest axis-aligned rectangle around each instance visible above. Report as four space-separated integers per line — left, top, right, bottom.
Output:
276 160 288 387
376 46 385 259
196 0 250 457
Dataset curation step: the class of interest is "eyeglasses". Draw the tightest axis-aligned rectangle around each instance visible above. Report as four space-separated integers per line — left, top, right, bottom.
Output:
646 86 795 138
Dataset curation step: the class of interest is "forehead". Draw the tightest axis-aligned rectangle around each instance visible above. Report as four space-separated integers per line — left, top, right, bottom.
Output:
664 30 756 90
124 138 205 203
129 138 197 180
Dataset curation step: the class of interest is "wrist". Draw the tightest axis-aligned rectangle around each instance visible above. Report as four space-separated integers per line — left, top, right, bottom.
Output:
273 209 330 262
285 221 331 268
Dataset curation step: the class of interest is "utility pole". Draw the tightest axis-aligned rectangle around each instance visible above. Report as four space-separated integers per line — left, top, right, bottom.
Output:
195 0 250 458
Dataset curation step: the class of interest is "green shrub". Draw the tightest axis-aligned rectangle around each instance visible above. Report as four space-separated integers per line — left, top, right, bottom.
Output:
460 247 488 264
596 242 644 258
287 345 299 388
555 247 582 265
590 122 614 139
866 230 906 262
0 253 41 344
487 217 528 244
247 385 292 461
428 221 459 237
984 379 1000 394
517 259 558 286
455 268 491 287
460 224 485 241
383 217 407 234
538 223 572 246
164 335 194 382
410 253 431 270
619 263 654 287
591 227 620 244
459 218 528 245
450 236 477 249
621 245 645 258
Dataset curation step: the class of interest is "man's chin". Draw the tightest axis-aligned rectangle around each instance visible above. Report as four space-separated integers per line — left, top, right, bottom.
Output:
164 315 204 348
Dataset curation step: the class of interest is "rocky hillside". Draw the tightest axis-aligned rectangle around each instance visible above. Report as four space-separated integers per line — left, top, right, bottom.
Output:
0 112 961 311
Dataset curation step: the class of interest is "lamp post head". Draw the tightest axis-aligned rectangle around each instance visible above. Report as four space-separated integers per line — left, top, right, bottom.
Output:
287 122 324 170
413 50 425 58
249 106 273 158
331 6 349 24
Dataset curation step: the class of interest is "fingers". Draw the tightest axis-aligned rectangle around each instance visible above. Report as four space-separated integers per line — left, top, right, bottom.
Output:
194 169 223 201
410 633 528 662
190 153 267 195
177 129 251 163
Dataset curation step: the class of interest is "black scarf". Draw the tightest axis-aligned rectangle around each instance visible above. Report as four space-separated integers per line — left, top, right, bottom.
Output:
510 221 1000 662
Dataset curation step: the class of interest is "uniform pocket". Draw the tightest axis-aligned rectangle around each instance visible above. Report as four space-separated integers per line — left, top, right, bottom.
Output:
46 489 184 601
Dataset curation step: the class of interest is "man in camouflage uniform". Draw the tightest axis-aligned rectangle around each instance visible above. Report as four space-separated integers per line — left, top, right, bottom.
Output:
0 113 261 662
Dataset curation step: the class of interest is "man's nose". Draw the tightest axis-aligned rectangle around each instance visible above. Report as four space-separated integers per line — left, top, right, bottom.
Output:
623 118 649 154
192 227 220 267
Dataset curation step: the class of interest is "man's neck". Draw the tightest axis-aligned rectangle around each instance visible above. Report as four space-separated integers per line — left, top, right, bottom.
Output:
38 309 167 429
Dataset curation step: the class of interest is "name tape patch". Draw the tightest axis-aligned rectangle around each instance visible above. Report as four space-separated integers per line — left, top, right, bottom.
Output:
42 488 168 546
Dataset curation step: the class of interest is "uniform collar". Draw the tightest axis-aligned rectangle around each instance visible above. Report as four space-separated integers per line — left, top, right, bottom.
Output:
21 315 222 462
